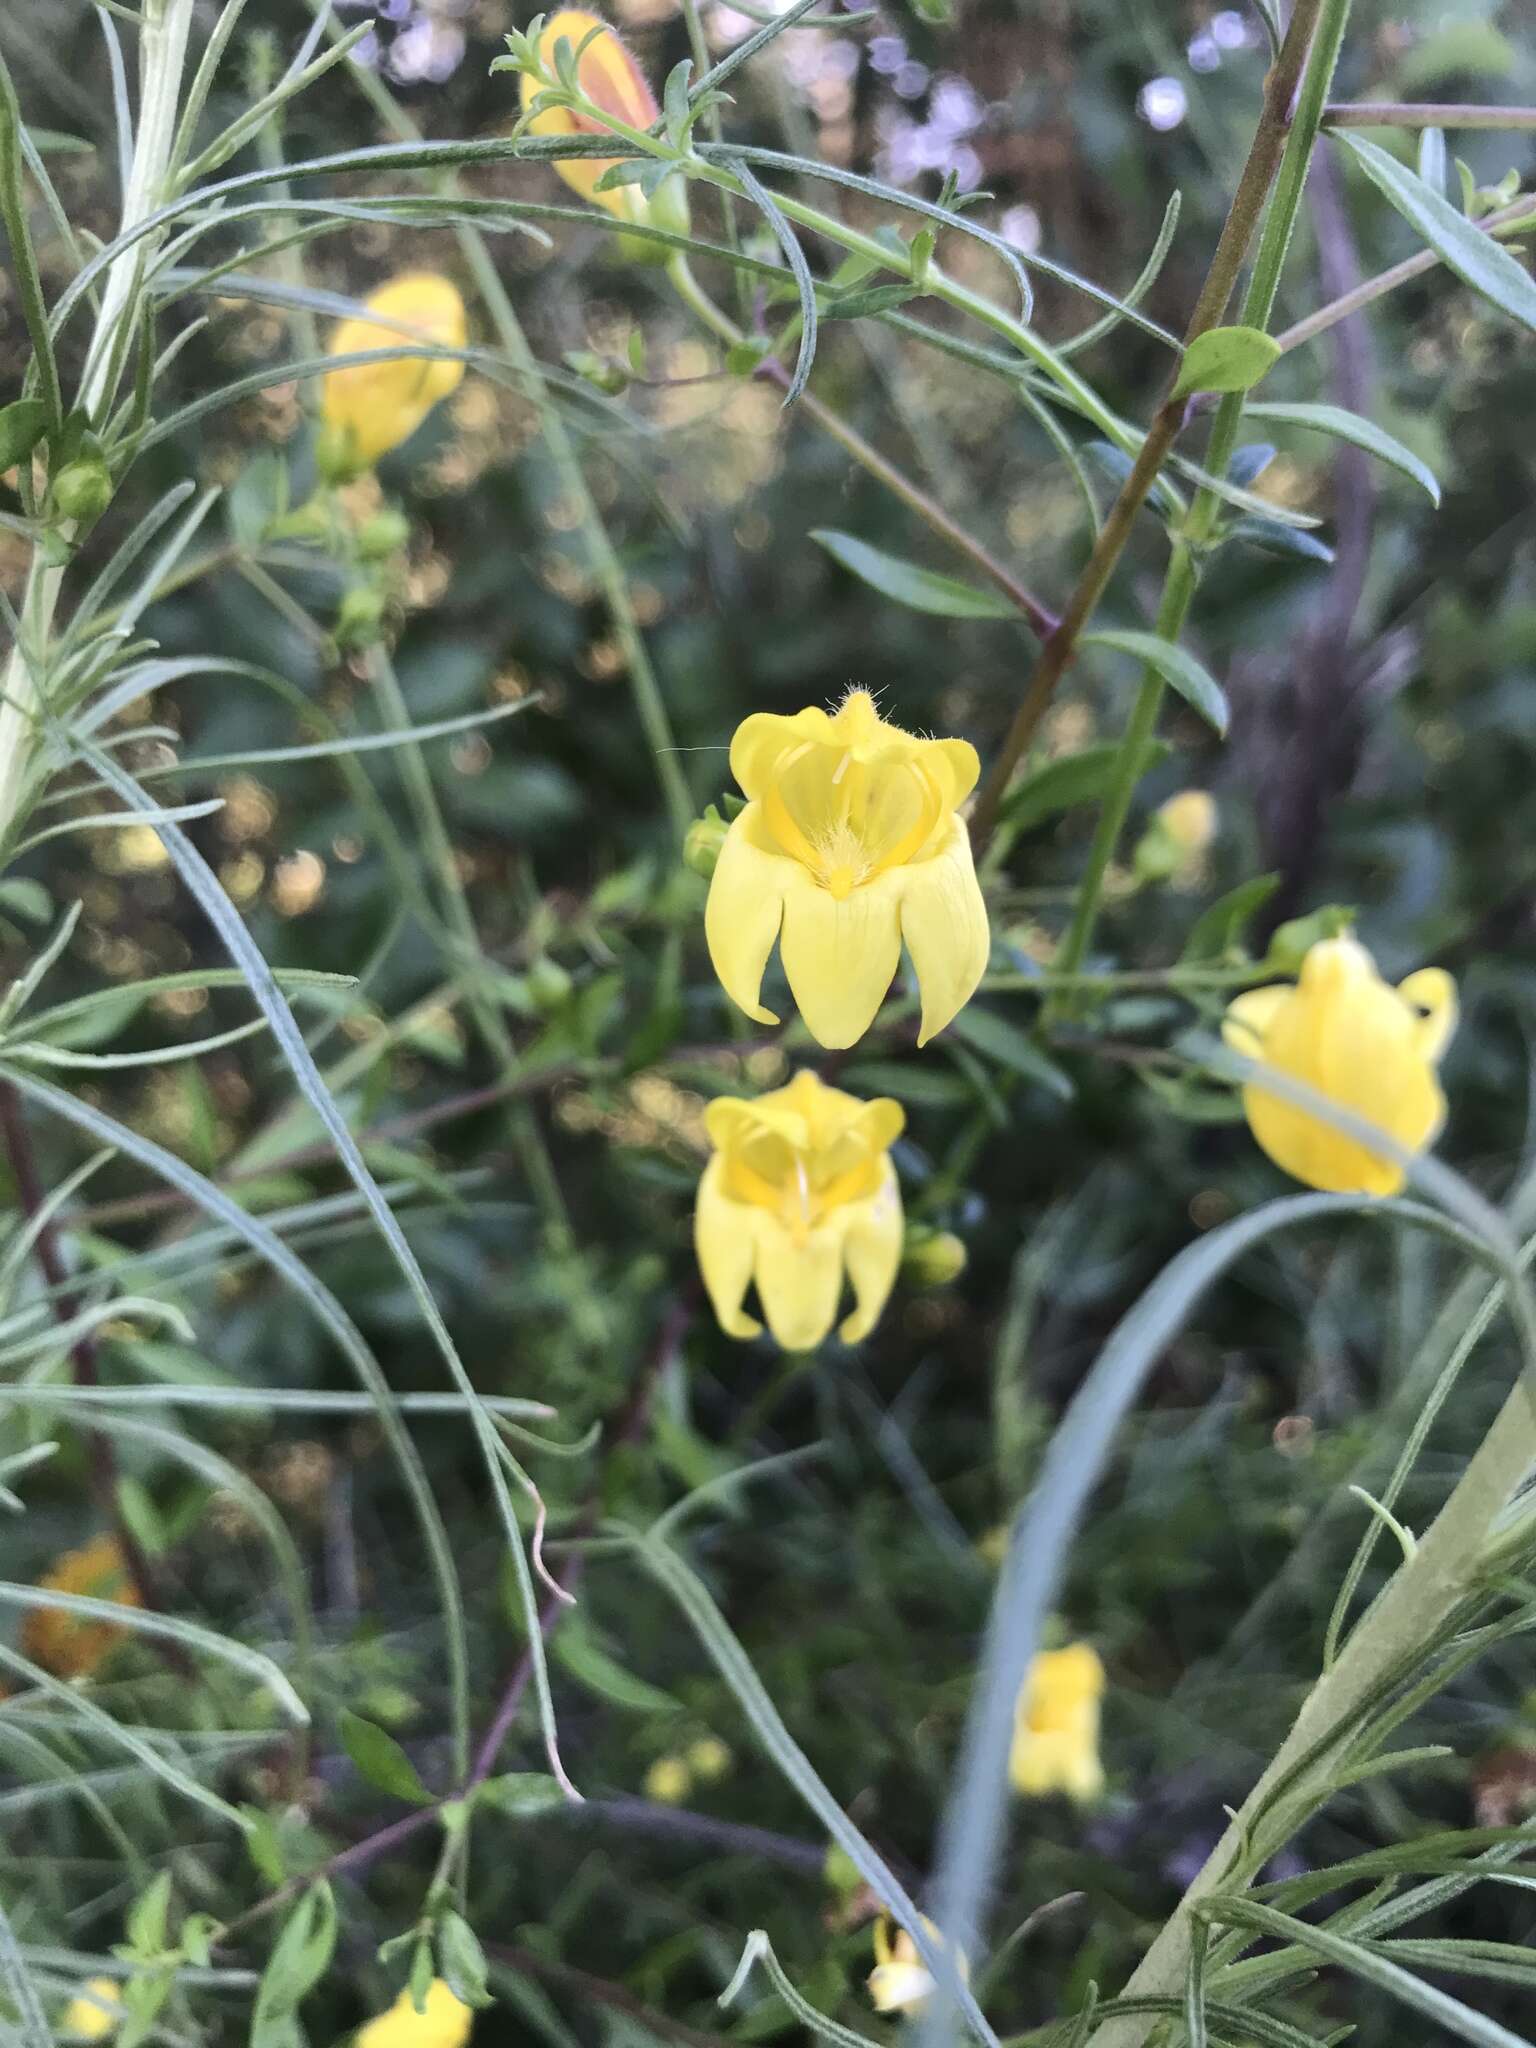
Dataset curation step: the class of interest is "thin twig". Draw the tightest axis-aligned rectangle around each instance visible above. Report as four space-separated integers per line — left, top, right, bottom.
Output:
1323 100 1536 129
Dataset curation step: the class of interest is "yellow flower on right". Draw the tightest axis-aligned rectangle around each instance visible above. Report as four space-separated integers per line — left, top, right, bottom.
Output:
1010 1644 1105 1803
1222 935 1456 1196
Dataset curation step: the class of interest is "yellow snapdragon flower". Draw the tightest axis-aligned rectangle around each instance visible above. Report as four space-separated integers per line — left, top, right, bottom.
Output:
867 1917 968 2016
695 1069 904 1350
61 1978 122 2041
1010 1643 1105 1802
22 1532 141 1679
705 691 990 1048
1222 935 1456 1196
321 274 467 473
356 1980 474 2048
520 11 670 229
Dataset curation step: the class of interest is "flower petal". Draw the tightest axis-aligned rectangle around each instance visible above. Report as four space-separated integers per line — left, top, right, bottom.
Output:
729 708 831 799
898 817 990 1046
1221 984 1287 1055
839 1164 903 1342
704 807 787 1027
1397 966 1457 1064
778 866 902 1050
694 1158 761 1339
751 1214 845 1351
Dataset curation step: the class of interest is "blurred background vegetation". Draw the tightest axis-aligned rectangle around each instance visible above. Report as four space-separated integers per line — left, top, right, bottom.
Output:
2 0 1536 2039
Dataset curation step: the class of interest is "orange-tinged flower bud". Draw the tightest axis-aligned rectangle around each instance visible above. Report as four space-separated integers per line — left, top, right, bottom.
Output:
21 1532 141 1680
519 11 688 246
320 273 467 475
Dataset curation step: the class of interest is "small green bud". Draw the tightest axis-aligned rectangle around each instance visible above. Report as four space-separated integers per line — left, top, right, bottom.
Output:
526 956 573 1012
564 349 631 395
901 1225 967 1290
356 506 412 560
52 457 112 526
315 419 366 485
334 583 387 650
823 1843 861 1896
682 804 729 879
1264 905 1355 976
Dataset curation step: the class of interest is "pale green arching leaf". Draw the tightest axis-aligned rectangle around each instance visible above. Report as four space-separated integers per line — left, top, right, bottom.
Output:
811 529 1017 619
1245 399 1441 503
1172 324 1282 399
1083 628 1230 734
1338 130 1536 334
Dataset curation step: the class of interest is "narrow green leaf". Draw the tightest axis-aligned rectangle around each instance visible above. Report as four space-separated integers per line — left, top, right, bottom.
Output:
1338 130 1536 335
997 740 1170 834
1083 629 1230 735
1245 400 1441 504
0 398 49 471
0 52 64 431
251 1885 336 2048
662 57 692 149
812 529 1017 620
437 1912 493 2009
1181 875 1281 962
1173 324 1281 398
339 1710 432 1806
475 1772 566 1818
553 1618 681 1713
728 155 817 406
1224 516 1336 565
948 1006 1075 1101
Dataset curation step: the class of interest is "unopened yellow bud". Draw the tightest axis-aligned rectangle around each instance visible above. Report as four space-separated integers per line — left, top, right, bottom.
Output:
643 1755 692 1804
61 1978 122 2041
1157 789 1217 854
685 1735 731 1782
901 1225 967 1290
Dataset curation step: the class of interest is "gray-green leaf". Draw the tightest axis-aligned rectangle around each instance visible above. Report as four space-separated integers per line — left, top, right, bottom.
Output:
1245 399 1441 504
811 529 1016 619
1083 628 1230 734
339 1709 433 1806
1173 324 1281 398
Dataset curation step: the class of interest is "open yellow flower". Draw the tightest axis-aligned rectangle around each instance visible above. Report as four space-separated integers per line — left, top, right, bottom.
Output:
705 691 990 1049
520 11 661 226
61 1979 122 2041
695 1068 904 1350
1010 1643 1105 1802
1222 935 1456 1196
867 1917 968 2016
321 274 467 473
21 1532 141 1680
356 1980 474 2048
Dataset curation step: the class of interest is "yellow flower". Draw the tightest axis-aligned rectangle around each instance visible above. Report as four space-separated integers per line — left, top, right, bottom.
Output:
643 1755 692 1804
686 1735 732 1781
1157 789 1217 855
520 11 671 229
61 1979 122 2041
695 1069 904 1350
867 1918 968 2016
356 1980 474 2048
1010 1643 1105 1802
21 1532 141 1680
705 691 990 1048
321 273 467 473
1222 935 1456 1196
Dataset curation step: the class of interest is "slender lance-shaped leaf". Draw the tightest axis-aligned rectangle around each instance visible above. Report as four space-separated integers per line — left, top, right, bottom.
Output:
726 155 817 405
0 47 65 431
1245 399 1441 503
0 1895 50 2048
812 530 1018 620
1083 629 1230 735
1337 131 1536 334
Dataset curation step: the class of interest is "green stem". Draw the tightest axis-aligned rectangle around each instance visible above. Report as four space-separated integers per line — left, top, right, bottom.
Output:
1046 0 1352 1006
1323 99 1536 128
666 255 1057 636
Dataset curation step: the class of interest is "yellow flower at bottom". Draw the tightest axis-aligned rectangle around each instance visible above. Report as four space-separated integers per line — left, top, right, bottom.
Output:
356 1980 474 2048
21 1532 141 1679
61 1979 122 2041
1222 935 1456 1196
695 1069 904 1350
321 274 467 472
867 1917 968 2016
705 690 990 1049
1010 1643 1105 1802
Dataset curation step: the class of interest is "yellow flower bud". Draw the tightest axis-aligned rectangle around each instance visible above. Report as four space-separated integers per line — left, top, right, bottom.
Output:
867 1918 968 2016
1222 935 1456 1196
1010 1643 1106 1803
61 1979 122 2041
320 273 467 475
695 1069 905 1351
355 1981 475 2048
1156 789 1217 855
643 1755 692 1804
685 1734 731 1782
520 11 690 251
900 1224 967 1290
22 1532 141 1680
706 689 990 1049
